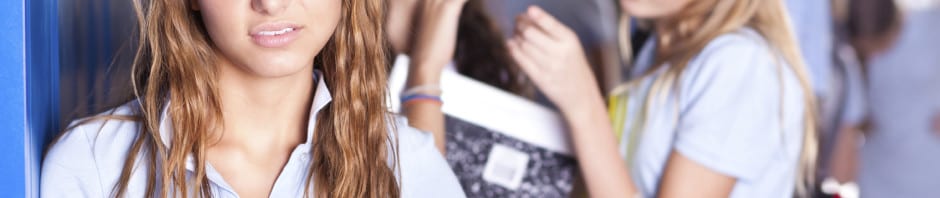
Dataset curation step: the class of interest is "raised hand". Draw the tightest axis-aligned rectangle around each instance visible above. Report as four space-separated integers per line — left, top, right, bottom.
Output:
506 6 603 117
507 6 636 197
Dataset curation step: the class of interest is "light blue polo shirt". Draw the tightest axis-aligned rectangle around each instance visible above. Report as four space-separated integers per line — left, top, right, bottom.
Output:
620 27 807 198
41 71 466 197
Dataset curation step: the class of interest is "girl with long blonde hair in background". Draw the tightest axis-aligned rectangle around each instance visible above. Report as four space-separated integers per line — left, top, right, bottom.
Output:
507 0 818 197
40 0 464 197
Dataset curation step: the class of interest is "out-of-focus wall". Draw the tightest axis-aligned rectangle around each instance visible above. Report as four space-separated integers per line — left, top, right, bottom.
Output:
58 0 137 127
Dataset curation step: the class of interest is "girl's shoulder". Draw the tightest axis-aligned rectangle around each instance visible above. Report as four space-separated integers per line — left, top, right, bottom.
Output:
42 101 145 197
47 101 144 163
698 27 777 65
662 28 807 190
681 27 789 88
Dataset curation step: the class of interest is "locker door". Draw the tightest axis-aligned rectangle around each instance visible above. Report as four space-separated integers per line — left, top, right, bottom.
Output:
0 0 28 195
27 0 61 195
0 0 61 196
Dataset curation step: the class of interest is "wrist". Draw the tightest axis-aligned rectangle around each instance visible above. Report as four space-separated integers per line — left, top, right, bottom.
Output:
559 94 607 129
419 0 467 26
406 69 442 87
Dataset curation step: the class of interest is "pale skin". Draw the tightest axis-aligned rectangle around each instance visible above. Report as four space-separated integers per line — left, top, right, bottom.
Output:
506 1 740 197
191 0 339 197
387 0 468 154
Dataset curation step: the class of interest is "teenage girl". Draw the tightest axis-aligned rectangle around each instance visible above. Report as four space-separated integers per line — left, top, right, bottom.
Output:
41 0 464 197
507 0 818 197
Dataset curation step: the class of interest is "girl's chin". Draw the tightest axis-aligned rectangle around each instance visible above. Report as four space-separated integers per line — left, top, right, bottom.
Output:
230 60 314 79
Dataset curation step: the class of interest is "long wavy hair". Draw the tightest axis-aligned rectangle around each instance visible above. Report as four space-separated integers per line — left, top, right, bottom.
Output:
58 0 401 197
454 0 531 95
616 0 818 196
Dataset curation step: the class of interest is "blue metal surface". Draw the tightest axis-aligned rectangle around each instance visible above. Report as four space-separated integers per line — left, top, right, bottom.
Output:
0 0 28 196
26 0 60 196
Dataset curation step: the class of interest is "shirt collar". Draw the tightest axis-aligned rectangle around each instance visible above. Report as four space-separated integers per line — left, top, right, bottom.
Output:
157 70 332 169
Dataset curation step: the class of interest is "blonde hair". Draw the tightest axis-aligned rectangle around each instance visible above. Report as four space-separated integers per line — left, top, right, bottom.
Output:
616 0 818 196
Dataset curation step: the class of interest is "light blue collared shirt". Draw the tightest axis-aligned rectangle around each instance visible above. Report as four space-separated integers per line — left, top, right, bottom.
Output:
41 72 466 197
622 28 806 198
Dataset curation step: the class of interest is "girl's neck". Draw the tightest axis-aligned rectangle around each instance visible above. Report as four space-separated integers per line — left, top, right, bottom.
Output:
214 58 315 148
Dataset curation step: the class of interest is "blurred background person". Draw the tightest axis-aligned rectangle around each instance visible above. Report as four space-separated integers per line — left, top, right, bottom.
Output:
822 0 903 192
505 0 818 197
782 2 882 198
848 0 939 197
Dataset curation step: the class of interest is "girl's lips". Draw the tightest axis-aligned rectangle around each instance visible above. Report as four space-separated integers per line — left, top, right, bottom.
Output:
250 23 303 48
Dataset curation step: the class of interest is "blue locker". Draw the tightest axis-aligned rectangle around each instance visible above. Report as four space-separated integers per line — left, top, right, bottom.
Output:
1 0 62 196
26 0 60 196
0 0 28 195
